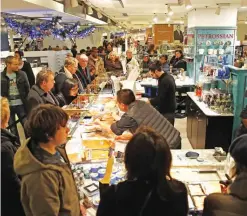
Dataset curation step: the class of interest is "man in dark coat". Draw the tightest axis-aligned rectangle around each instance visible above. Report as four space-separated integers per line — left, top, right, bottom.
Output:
76 54 91 88
1 56 30 140
27 69 59 114
174 25 184 43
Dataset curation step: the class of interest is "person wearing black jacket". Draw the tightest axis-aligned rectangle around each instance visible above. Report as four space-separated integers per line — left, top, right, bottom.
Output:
56 78 79 107
203 134 247 216
76 54 91 88
71 45 77 58
1 97 25 216
97 127 188 216
54 57 84 94
149 61 176 125
14 51 35 87
27 69 59 114
1 56 30 140
235 106 247 138
170 50 187 71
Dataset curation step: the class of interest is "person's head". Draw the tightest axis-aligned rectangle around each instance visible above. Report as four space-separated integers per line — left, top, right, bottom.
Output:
107 43 112 52
175 50 183 59
91 47 98 58
108 51 118 62
176 25 181 31
229 135 247 178
36 69 55 92
149 61 163 79
72 45 77 49
86 46 90 51
80 49 86 54
125 126 172 184
14 51 24 61
61 78 79 97
76 53 81 61
78 54 88 68
160 55 168 64
116 89 136 112
143 53 149 62
64 57 78 74
5 56 19 72
98 46 105 54
25 104 69 145
126 50 133 60
240 106 247 128
1 97 10 129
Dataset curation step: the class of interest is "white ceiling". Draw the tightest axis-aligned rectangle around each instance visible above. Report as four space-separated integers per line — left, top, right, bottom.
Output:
88 0 247 27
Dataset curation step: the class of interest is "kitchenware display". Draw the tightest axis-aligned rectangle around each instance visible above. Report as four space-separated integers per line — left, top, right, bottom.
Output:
213 49 218 55
208 49 213 55
206 40 212 46
218 49 224 55
199 49 204 55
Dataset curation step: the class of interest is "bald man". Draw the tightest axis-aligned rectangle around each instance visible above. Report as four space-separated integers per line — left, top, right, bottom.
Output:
76 54 91 88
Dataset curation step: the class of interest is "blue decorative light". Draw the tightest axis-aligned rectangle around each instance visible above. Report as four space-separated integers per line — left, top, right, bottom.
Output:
4 17 96 40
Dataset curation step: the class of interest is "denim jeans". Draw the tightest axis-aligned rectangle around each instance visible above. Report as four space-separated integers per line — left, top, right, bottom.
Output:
8 105 27 141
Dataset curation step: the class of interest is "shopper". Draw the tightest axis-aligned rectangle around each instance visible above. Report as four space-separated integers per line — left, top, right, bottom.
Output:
235 106 247 138
14 51 35 87
76 54 91 88
96 89 181 149
56 78 79 107
80 49 86 54
1 97 25 216
149 61 176 125
14 104 81 216
159 54 170 73
27 69 59 113
203 134 247 216
97 127 188 216
1 56 30 139
141 53 152 74
71 44 77 58
170 50 187 71
88 47 105 76
105 51 123 72
106 43 113 55
54 57 84 93
122 50 140 77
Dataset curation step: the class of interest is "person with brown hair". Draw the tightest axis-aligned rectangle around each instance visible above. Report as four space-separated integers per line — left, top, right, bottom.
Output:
97 127 188 216
88 47 105 76
14 104 81 216
1 56 30 140
27 69 59 114
1 97 25 216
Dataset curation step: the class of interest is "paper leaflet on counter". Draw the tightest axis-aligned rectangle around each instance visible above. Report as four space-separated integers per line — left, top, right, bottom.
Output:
111 76 121 96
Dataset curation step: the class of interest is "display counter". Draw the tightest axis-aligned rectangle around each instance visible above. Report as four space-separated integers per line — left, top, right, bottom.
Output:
187 92 233 151
63 91 228 216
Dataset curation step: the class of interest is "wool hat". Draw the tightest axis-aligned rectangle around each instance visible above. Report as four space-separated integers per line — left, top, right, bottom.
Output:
229 134 247 167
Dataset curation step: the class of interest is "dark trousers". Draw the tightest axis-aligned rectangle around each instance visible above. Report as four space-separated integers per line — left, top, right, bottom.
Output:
9 105 27 141
163 113 175 126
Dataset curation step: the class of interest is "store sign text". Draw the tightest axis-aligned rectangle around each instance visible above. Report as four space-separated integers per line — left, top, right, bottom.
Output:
198 34 234 39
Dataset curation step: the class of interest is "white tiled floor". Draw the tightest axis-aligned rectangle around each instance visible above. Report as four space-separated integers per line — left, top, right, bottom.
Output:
18 117 193 149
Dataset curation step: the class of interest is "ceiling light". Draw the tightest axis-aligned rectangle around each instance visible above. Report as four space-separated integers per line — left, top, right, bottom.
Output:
241 0 247 8
153 14 158 23
88 6 93 15
165 15 170 22
185 0 192 10
167 5 174 16
180 20 184 24
215 6 221 15
97 12 103 19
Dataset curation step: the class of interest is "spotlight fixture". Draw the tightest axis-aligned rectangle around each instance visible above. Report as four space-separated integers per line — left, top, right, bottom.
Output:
241 0 247 8
88 6 93 15
165 14 170 22
215 6 221 15
167 5 174 16
185 0 192 10
153 13 158 23
107 18 111 24
97 12 103 19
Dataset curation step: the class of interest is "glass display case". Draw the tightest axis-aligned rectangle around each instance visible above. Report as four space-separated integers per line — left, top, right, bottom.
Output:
186 27 236 83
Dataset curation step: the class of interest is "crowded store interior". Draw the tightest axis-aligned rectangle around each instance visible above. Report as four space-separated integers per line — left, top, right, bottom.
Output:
1 0 247 215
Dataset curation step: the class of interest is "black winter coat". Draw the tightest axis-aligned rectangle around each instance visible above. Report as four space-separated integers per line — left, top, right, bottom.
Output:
1 129 25 216
170 56 187 71
203 172 247 216
1 69 30 110
20 61 35 87
56 92 76 107
97 179 188 216
27 85 59 114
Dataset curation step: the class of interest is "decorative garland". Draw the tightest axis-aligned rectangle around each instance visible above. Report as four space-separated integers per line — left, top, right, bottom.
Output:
4 17 96 40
